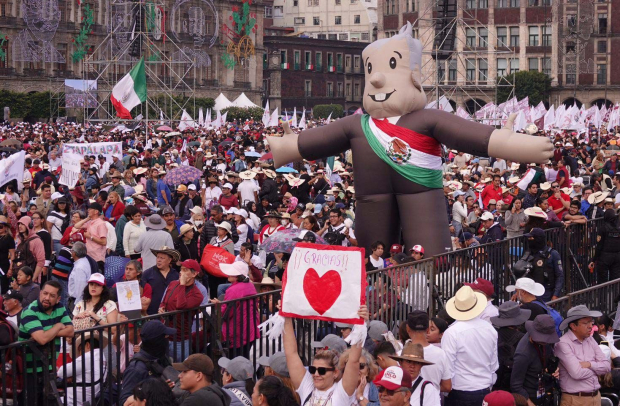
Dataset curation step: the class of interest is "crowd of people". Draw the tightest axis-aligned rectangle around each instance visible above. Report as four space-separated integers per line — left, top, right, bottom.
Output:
0 116 618 406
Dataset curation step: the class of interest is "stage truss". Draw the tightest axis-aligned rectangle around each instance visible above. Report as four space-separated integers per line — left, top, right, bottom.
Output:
83 0 218 126
412 0 516 119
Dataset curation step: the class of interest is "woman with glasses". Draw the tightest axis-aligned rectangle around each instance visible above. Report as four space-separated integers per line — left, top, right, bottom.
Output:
47 197 70 254
73 273 118 329
338 348 380 405
283 305 369 406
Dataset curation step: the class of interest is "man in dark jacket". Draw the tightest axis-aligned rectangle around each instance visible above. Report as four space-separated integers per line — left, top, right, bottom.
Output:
258 170 279 204
174 354 231 406
199 205 238 254
479 211 504 243
119 321 176 405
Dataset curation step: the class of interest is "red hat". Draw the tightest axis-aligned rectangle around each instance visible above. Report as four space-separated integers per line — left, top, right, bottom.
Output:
483 391 515 406
410 245 424 254
181 259 202 275
390 244 403 254
464 278 495 298
373 366 412 391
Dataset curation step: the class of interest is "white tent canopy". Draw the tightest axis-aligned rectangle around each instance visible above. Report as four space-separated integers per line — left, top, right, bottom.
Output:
213 93 233 111
232 93 259 108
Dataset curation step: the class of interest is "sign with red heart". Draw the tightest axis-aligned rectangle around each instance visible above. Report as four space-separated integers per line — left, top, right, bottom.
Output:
280 243 366 324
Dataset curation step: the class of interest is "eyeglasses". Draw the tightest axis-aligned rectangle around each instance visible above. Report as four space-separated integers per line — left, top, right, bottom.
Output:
377 387 408 396
308 366 335 375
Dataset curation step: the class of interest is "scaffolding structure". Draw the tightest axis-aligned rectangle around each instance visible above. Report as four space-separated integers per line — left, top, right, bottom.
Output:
48 78 65 122
83 0 218 126
411 0 516 118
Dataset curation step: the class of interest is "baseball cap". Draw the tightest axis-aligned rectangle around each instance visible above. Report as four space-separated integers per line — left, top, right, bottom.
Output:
483 391 516 406
293 230 317 243
181 259 202 275
223 183 233 189
410 245 424 254
390 244 403 254
3 291 23 302
326 195 335 202
87 273 105 286
312 334 347 353
257 352 290 378
458 232 473 243
172 354 215 377
407 310 429 331
218 356 254 381
524 228 545 239
140 320 176 341
373 366 412 391
480 211 494 221
368 320 388 341
187 184 197 191
464 278 494 298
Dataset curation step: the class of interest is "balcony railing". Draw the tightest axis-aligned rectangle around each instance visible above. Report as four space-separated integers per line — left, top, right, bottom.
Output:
23 68 45 76
0 67 16 76
234 81 252 89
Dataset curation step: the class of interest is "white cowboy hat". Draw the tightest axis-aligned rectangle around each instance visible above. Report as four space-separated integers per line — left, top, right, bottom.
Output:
505 277 545 297
524 206 547 219
239 170 256 180
264 169 276 179
588 191 609 205
445 286 487 321
539 182 551 191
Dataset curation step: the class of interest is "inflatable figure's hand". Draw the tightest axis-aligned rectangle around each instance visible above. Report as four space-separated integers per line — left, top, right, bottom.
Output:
488 114 554 164
266 122 302 168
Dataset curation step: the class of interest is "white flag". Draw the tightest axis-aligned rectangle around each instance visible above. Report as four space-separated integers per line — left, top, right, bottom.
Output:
291 107 298 128
178 110 195 132
159 110 164 125
198 108 204 128
262 101 270 127
325 112 332 124
214 110 222 129
0 151 25 188
592 106 601 129
205 109 212 127
180 139 188 153
221 112 228 126
298 109 307 130
268 107 279 127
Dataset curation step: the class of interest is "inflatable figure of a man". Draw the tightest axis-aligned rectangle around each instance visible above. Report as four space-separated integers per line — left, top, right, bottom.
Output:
268 23 553 255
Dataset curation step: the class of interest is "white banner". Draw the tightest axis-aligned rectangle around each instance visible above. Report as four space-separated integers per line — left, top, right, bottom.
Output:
0 151 25 188
59 153 82 187
62 142 123 161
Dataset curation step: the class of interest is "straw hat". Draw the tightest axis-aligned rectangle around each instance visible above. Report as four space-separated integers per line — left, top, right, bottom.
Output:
150 246 181 262
508 176 520 184
588 191 609 205
133 167 148 175
264 169 276 179
524 206 547 219
445 286 487 321
239 170 256 180
539 182 551 191
253 276 282 289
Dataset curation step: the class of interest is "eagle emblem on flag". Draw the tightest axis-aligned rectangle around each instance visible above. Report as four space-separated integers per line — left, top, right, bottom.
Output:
386 138 412 164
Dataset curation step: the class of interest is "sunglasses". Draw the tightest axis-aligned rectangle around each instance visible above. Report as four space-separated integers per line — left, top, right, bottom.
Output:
308 366 335 375
377 387 407 396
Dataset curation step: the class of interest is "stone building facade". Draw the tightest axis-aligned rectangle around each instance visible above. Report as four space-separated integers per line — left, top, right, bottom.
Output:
377 0 620 110
263 36 366 113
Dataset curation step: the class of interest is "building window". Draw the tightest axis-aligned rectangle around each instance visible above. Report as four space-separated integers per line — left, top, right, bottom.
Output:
478 58 488 81
528 26 539 46
338 33 348 40
542 58 551 75
264 6 272 18
566 68 576 85
57 43 67 71
448 59 457 81
313 16 320 25
345 55 351 70
327 82 333 97
273 6 283 17
542 26 551 46
566 41 575 53
528 58 538 71
294 50 301 70
293 0 298 5
337 82 343 97
305 80 312 96
466 28 476 47
328 33 337 40
335 16 341 24
280 50 287 65
542 0 551 4
509 0 518 6
529 0 538 5
294 17 305 25
327 53 333 68
510 27 519 47
337 53 343 71
316 52 322 70
497 0 507 7
479 0 488 7
510 59 519 73
497 27 507 46
305 51 312 68
438 63 445 82
354 83 360 96
598 14 607 34
335 0 340 4
361 32 370 41
497 58 507 76
354 15 360 24
346 83 351 96
597 40 607 53
466 0 476 8
466 59 475 81
567 14 576 27
354 55 360 69
478 28 488 47
597 64 607 85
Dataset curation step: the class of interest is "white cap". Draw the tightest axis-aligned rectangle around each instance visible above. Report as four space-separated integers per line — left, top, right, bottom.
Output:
238 209 248 218
220 261 249 277
222 183 233 189
51 192 64 201
215 222 232 233
197 148 203 152
505 277 545 296
87 273 106 286
480 211 494 221
189 206 203 215
187 184 197 191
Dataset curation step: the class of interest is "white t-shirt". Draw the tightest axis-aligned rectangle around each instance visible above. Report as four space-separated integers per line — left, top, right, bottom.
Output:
369 256 384 269
419 344 453 390
205 186 222 205
237 180 260 205
297 371 355 406
410 376 441 406
235 223 249 251
47 211 67 241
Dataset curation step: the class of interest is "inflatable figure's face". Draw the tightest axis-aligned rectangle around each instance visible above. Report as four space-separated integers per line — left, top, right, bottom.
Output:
362 32 427 119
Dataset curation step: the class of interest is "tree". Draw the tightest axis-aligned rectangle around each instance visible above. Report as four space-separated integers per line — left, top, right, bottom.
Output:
312 104 344 119
221 106 264 121
496 71 551 107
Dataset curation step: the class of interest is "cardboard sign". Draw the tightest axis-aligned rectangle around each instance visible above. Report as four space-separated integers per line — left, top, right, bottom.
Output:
280 243 366 324
116 280 141 312
0 151 24 188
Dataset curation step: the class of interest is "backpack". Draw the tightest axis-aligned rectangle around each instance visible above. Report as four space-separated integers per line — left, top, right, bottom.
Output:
533 300 563 337
49 211 70 235
15 235 40 269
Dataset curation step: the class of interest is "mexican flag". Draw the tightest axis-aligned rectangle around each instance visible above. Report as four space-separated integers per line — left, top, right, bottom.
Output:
516 168 543 190
111 58 147 119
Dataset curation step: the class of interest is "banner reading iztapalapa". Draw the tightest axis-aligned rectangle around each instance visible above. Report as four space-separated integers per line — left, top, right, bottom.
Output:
59 142 122 187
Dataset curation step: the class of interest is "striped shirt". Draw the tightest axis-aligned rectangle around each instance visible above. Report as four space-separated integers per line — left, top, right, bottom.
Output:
19 300 72 373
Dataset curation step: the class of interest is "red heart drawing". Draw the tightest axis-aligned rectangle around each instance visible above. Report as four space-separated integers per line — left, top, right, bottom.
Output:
303 268 342 315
